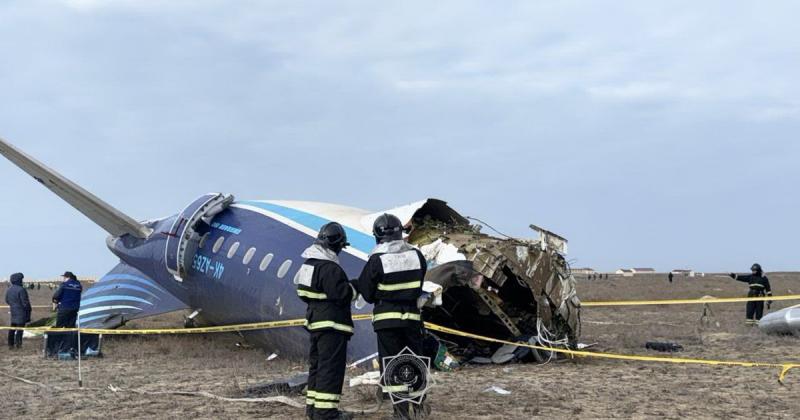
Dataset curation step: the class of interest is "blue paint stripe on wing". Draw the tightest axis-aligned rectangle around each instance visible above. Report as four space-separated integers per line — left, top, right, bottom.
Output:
81 295 154 307
239 201 375 255
95 274 170 294
78 314 110 326
82 283 160 300
79 305 143 317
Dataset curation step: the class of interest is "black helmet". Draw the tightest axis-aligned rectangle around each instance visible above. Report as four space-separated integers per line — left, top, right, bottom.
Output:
751 263 763 274
372 213 404 244
316 222 349 254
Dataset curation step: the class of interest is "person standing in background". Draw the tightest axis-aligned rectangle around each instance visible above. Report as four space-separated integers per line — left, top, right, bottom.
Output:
5 272 31 349
729 263 772 325
52 271 82 328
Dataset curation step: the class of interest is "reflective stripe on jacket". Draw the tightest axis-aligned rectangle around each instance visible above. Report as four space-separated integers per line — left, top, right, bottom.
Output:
355 240 427 330
734 273 772 296
296 245 354 336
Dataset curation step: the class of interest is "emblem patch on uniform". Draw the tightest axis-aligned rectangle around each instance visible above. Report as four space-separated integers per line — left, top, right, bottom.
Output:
380 347 433 406
379 251 421 274
293 264 315 287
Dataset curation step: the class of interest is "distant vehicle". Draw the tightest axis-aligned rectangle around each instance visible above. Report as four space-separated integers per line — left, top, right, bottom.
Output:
0 138 580 360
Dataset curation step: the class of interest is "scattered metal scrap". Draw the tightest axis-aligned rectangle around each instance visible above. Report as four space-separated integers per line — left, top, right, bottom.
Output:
243 372 308 397
645 342 684 352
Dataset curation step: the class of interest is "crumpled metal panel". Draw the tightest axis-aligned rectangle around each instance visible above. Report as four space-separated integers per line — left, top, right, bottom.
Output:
412 226 581 344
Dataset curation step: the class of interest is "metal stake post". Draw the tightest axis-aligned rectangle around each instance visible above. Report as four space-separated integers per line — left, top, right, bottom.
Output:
77 314 82 388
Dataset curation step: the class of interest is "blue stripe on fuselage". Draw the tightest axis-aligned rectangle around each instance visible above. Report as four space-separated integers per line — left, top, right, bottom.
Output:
238 201 375 255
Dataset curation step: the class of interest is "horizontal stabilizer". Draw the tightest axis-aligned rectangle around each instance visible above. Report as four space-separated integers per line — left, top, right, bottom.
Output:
79 263 188 328
0 137 151 238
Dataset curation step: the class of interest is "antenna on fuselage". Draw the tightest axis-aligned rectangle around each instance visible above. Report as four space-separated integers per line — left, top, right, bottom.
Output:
0 137 152 239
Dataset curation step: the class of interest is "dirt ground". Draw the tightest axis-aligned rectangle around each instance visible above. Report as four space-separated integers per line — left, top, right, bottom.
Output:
2 273 800 419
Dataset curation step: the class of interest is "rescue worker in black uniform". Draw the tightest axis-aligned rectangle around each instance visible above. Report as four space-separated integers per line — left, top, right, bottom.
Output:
729 263 772 325
52 271 83 328
296 222 357 420
355 214 428 419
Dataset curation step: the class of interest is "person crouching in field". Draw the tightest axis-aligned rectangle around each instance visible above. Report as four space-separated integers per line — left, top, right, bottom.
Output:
5 272 32 349
729 263 772 326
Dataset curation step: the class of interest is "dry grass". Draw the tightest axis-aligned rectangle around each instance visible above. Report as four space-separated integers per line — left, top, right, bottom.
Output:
2 274 800 418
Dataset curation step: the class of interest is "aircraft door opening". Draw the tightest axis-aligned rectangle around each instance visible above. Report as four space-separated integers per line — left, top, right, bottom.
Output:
165 193 234 281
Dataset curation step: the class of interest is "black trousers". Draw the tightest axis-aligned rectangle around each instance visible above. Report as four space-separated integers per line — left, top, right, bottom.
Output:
7 322 24 348
746 290 765 322
746 301 765 321
377 324 425 418
56 309 78 328
307 331 348 420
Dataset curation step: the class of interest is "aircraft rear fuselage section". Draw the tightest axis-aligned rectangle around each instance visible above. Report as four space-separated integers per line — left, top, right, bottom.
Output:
110 202 378 358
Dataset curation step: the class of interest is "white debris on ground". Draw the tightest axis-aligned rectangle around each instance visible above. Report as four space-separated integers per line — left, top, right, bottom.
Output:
482 386 511 395
349 371 381 387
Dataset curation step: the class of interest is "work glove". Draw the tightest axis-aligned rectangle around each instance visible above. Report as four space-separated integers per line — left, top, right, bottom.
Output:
354 294 367 310
417 292 432 309
348 280 359 302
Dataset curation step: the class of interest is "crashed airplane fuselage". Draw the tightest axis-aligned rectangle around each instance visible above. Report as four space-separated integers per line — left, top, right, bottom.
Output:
0 138 581 361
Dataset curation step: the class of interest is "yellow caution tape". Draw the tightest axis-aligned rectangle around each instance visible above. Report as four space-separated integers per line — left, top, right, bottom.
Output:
0 319 306 335
4 294 797 311
0 314 374 335
0 305 54 309
422 322 800 384
0 313 796 382
581 294 800 307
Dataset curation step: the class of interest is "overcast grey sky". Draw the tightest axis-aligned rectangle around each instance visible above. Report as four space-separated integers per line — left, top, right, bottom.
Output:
1 1 798 278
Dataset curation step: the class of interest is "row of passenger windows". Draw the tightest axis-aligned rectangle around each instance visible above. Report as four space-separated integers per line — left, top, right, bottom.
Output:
202 234 292 278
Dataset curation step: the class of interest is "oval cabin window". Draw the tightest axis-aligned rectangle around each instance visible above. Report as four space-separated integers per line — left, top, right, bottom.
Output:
259 253 274 272
227 242 240 259
277 259 293 278
243 247 256 265
212 237 225 254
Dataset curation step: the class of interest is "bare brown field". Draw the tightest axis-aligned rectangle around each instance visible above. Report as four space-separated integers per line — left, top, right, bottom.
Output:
2 273 800 419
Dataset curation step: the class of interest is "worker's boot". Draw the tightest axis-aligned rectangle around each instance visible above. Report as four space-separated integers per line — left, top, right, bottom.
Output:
392 402 412 420
313 410 352 420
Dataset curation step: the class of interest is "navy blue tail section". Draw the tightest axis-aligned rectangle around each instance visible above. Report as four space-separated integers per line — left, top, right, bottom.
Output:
78 263 188 328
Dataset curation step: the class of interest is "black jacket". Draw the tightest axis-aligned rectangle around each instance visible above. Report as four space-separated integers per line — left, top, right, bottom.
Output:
731 273 772 296
53 278 83 311
356 241 426 330
5 273 32 324
296 245 355 335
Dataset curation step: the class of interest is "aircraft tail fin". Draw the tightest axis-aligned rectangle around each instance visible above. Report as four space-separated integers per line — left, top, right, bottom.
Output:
0 137 151 238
